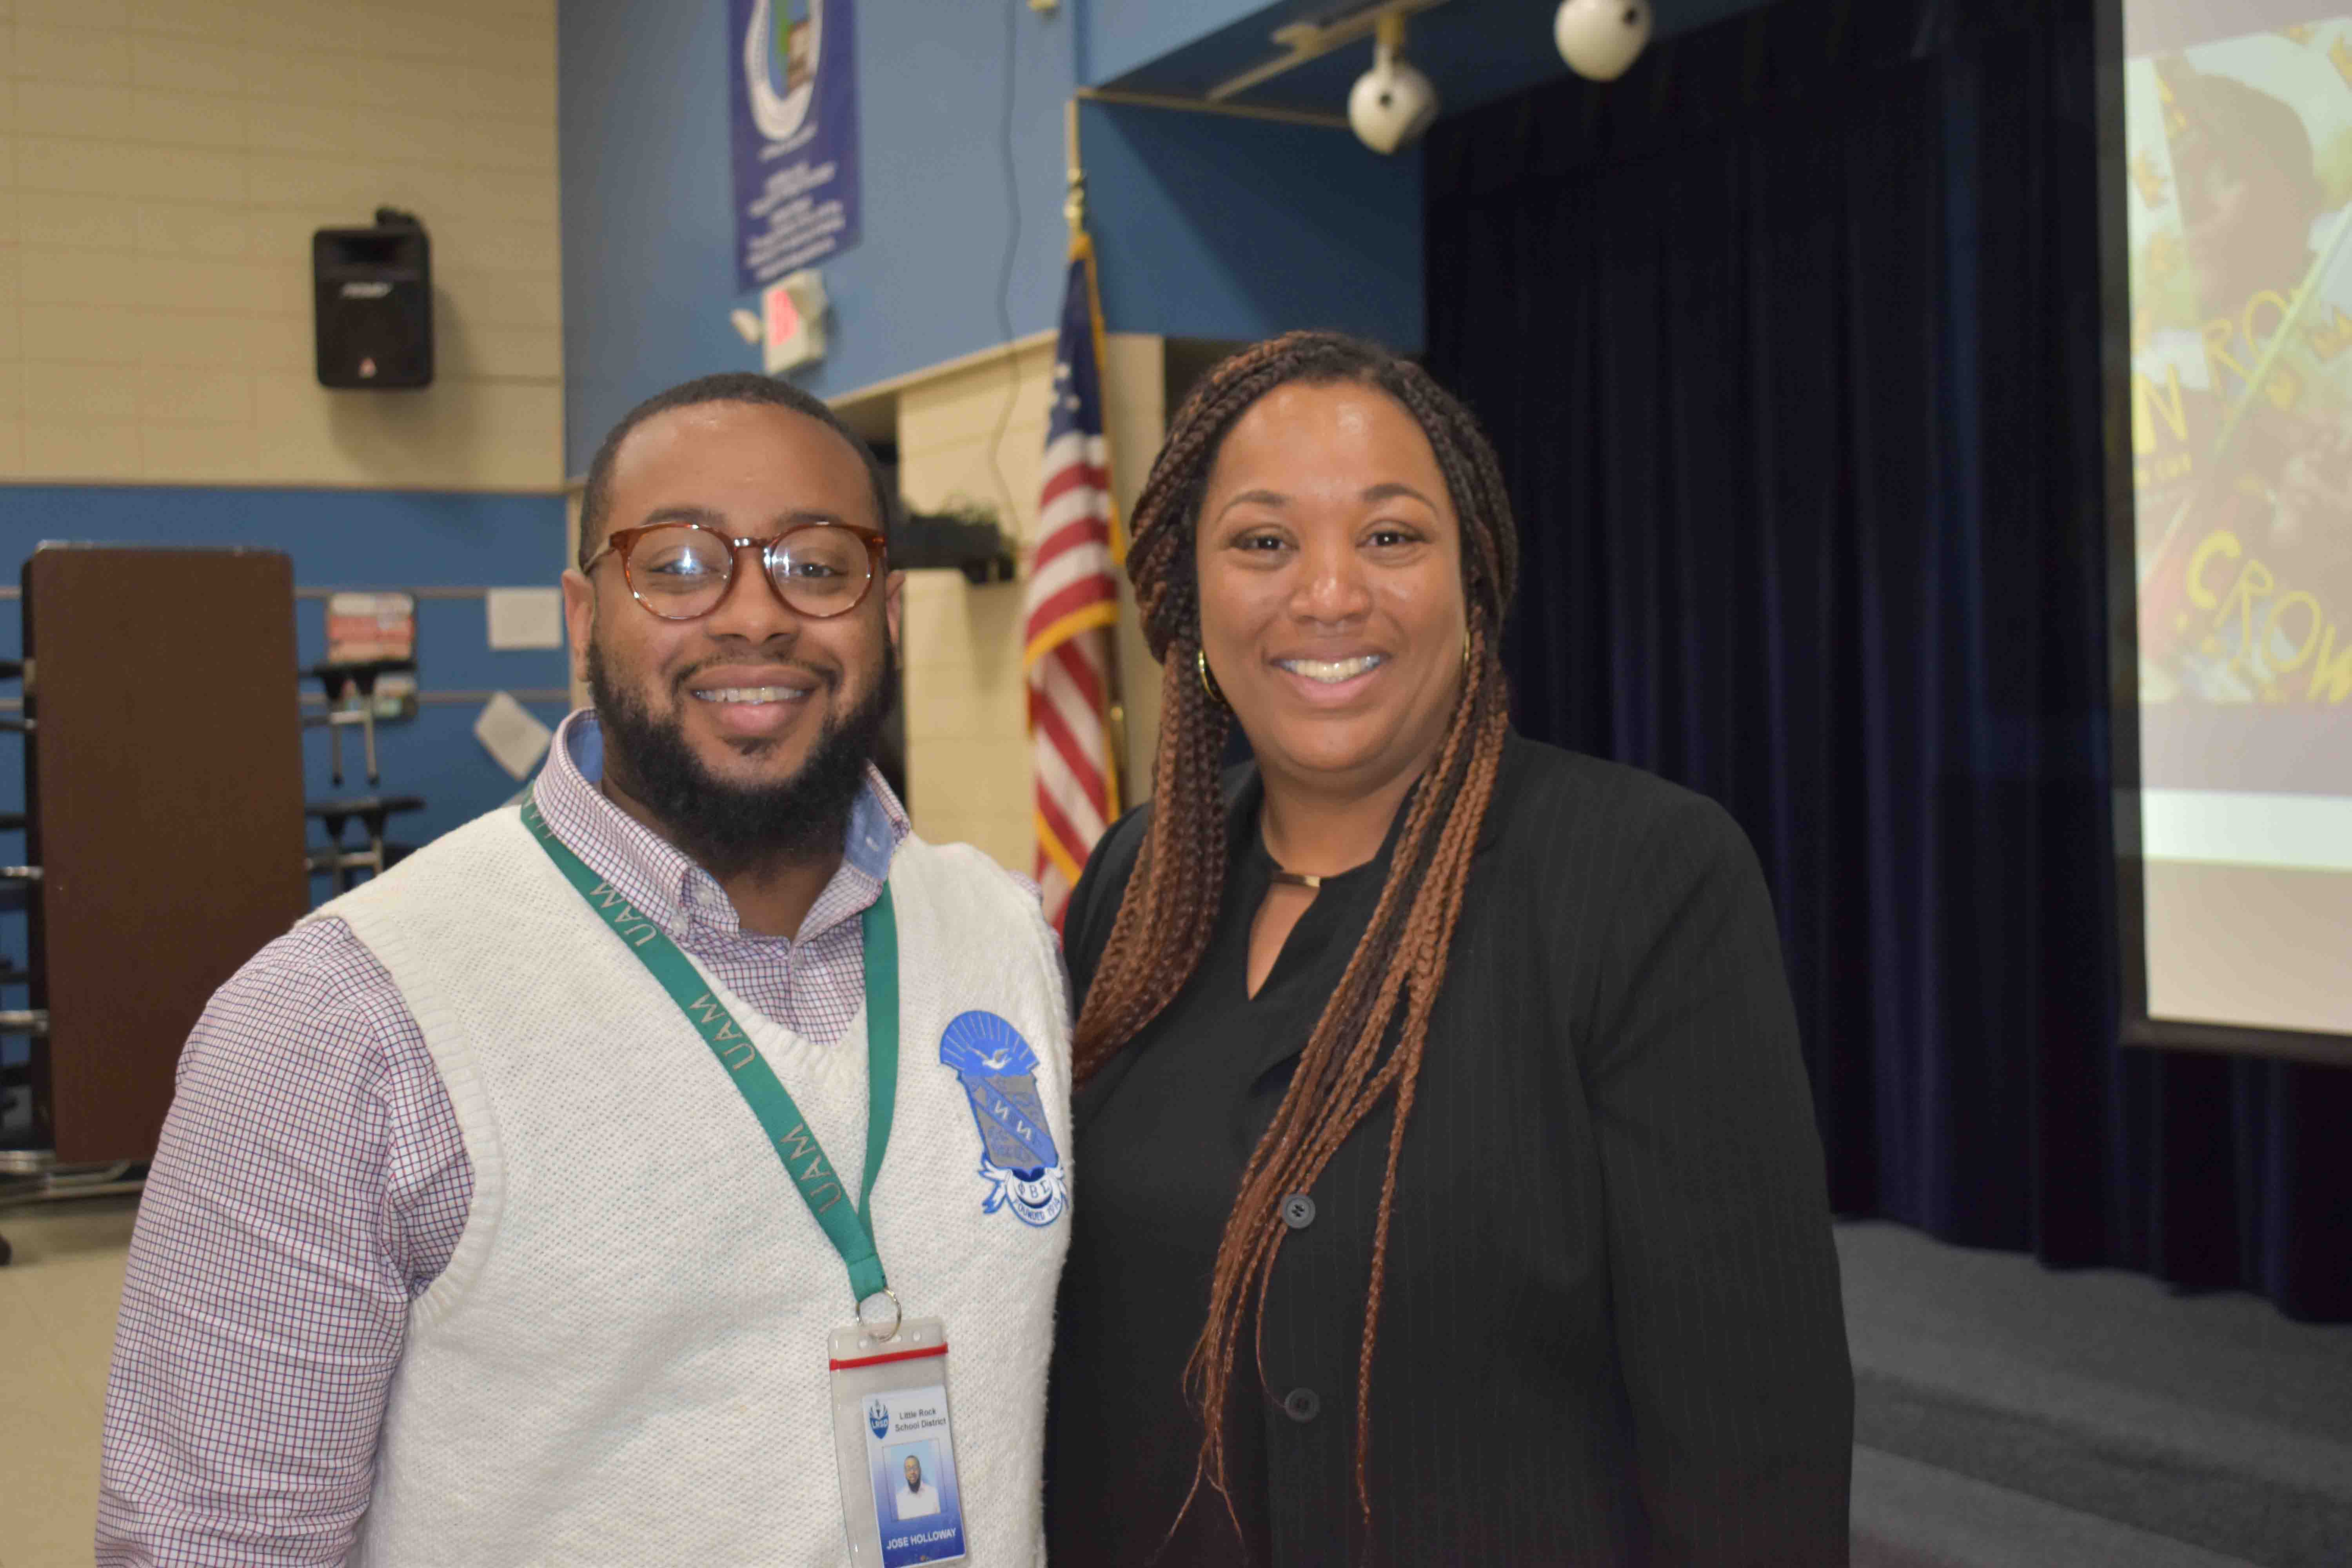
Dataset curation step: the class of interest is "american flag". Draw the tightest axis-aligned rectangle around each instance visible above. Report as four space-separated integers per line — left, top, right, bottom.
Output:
1024 236 1122 927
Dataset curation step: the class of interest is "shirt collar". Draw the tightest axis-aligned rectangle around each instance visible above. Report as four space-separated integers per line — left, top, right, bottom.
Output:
531 708 909 942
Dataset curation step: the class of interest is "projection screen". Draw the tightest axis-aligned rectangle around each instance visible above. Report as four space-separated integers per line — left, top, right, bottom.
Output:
2120 2 2352 1051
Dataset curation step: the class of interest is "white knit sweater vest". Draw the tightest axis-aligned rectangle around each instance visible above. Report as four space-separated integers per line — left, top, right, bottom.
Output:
316 805 1072 1567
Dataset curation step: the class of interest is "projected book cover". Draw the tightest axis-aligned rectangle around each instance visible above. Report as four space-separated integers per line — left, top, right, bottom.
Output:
2129 20 2352 728
2125 7 2352 1039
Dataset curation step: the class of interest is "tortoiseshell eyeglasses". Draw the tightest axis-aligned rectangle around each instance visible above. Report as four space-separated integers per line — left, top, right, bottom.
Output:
583 520 887 621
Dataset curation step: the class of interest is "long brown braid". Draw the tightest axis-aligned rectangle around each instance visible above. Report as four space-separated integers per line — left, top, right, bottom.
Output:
1073 331 1522 1520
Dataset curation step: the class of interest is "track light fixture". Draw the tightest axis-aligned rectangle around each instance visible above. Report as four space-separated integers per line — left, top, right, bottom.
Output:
1348 12 1439 155
1555 0 1652 83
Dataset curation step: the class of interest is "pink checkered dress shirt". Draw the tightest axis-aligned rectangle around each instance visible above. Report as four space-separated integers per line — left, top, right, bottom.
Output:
95 710 911 1566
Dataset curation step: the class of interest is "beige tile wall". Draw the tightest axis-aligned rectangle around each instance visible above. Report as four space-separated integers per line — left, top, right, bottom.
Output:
1103 332 1167 813
892 332 1166 874
0 0 562 490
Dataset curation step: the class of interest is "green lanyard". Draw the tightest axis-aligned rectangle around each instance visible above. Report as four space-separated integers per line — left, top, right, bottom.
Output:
521 799 900 1308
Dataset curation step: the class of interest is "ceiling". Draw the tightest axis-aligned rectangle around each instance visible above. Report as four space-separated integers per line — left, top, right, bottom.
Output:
1096 0 1781 123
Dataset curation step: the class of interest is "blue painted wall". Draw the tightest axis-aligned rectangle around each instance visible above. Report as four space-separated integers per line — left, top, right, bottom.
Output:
1080 0 1269 86
1082 99 1422 350
558 0 744 475
558 0 1435 470
0 486 574 1083
560 0 1081 472
556 0 1784 480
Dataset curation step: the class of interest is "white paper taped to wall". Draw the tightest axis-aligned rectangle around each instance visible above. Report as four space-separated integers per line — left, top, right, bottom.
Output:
474 691 553 780
486 587 565 650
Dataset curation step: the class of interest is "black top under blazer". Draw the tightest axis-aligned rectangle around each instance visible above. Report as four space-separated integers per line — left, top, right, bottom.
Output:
1047 733 1854 1566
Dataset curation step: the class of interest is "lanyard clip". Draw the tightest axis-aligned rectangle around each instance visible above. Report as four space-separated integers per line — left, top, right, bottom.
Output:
856 1289 903 1342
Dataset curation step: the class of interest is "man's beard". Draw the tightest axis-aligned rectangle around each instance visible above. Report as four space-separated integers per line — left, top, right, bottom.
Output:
587 636 897 880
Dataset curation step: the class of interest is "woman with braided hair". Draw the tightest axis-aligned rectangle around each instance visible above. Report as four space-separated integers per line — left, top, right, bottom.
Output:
1046 332 1851 1565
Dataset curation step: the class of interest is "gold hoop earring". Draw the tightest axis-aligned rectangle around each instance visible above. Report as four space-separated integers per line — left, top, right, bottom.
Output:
1197 647 1228 708
1462 626 1474 669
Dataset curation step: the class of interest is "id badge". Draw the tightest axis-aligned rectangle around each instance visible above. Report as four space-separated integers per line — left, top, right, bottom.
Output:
830 1316 969 1567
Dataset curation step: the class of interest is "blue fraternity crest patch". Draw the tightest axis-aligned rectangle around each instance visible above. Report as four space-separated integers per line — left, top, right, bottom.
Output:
938 1011 1067 1227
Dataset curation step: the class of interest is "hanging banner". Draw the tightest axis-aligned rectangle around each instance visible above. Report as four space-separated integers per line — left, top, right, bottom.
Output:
730 0 861 295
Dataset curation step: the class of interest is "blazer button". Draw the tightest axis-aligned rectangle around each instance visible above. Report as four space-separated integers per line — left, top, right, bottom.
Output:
1282 1387 1320 1424
1280 1194 1317 1230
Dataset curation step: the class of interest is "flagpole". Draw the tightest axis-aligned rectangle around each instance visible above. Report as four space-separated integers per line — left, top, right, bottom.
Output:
1064 94 1083 236
1066 94 1127 814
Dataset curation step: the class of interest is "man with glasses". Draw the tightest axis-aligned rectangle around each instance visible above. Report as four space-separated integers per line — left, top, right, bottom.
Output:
97 376 1073 1566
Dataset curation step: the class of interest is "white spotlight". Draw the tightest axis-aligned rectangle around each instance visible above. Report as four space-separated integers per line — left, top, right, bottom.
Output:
1555 0 1652 83
1348 13 1438 156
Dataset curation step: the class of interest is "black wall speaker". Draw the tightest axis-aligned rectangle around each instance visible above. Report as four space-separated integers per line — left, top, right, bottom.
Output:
314 208 432 390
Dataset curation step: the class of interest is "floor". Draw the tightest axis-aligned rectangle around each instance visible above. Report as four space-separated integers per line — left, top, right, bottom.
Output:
3 1204 2347 1566
1841 1221 2352 1568
0 1196 136 1568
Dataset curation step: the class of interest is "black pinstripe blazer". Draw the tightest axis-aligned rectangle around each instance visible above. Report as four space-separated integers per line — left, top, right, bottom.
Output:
1048 734 1853 1566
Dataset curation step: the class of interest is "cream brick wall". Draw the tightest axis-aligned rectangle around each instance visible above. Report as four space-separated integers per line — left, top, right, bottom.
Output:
1101 332 1165 815
0 0 561 490
892 332 1166 875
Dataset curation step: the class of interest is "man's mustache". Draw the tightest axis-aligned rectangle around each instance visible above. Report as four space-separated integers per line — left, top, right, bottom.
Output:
670 655 839 692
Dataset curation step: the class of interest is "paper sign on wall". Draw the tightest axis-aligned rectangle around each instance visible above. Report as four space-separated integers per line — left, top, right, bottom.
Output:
474 692 553 781
486 587 564 650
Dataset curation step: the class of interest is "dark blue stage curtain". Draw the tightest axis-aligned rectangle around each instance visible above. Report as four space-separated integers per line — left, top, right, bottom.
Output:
1424 0 2349 1319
